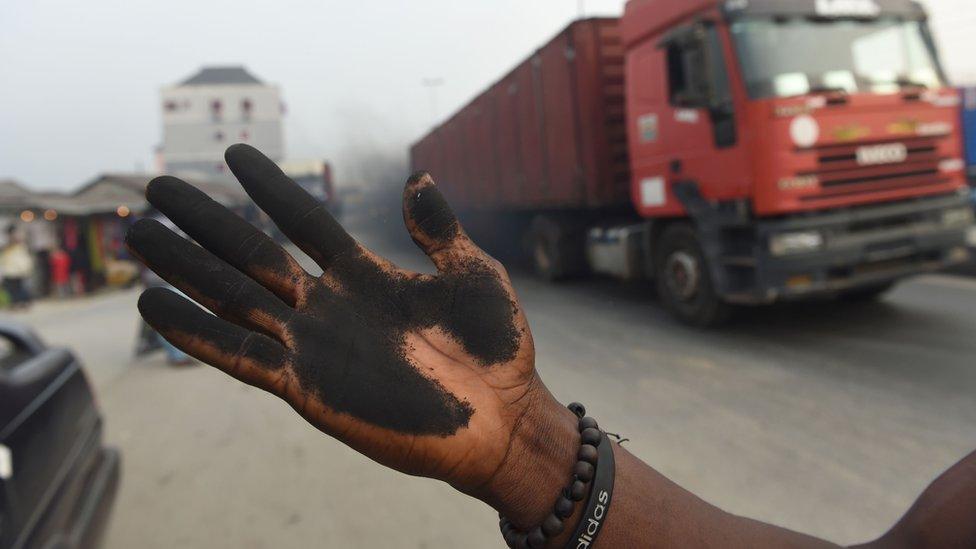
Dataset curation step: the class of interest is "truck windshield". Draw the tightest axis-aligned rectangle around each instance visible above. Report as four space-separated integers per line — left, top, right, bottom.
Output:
730 17 945 99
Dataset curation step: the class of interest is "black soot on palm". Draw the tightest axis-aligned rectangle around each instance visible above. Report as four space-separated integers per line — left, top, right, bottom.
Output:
283 250 519 437
278 179 521 437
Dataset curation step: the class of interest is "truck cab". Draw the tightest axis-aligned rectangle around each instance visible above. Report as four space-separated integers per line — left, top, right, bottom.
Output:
621 0 974 323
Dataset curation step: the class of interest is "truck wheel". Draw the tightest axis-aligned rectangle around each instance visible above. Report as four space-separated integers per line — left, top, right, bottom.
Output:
654 222 730 327
837 281 896 302
527 215 586 281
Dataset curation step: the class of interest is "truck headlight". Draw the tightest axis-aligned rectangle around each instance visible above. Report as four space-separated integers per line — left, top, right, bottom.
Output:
942 207 975 227
770 231 824 256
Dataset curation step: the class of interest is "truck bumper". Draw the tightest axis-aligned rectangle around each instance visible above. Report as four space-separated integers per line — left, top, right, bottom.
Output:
732 192 973 303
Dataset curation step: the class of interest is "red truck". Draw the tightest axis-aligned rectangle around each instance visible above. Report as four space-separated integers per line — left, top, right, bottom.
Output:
411 0 975 325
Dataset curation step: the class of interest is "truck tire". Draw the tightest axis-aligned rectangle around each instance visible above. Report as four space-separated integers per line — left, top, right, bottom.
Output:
654 222 730 327
837 281 896 302
527 215 586 281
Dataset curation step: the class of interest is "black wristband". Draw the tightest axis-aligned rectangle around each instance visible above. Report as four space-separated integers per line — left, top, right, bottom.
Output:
564 431 615 548
498 403 616 549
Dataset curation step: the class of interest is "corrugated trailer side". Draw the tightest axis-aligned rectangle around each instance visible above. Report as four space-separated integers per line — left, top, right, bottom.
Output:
411 17 628 213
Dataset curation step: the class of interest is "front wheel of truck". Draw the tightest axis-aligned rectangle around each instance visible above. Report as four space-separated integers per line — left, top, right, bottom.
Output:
655 222 730 327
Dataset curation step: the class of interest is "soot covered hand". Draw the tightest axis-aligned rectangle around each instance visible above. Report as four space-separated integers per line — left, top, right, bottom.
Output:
126 144 555 494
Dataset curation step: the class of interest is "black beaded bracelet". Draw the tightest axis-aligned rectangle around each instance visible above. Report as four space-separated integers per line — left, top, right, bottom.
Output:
498 402 602 549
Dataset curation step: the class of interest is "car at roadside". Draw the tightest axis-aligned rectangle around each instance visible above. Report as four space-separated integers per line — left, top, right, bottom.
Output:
0 321 120 549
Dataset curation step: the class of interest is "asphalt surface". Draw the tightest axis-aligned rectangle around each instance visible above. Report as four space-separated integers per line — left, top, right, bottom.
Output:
10 222 976 548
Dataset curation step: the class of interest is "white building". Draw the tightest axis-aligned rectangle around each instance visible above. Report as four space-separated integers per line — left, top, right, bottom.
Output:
160 66 284 178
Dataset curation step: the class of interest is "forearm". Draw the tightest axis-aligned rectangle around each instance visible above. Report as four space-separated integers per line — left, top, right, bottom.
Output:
857 449 976 549
593 445 838 548
484 392 839 548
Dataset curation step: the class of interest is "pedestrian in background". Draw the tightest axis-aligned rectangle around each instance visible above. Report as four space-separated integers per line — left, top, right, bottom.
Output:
26 213 57 297
137 265 194 364
133 214 194 366
48 243 72 299
0 226 34 309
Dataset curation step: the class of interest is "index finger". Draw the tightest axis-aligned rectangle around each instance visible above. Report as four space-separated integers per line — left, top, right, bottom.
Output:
224 144 357 272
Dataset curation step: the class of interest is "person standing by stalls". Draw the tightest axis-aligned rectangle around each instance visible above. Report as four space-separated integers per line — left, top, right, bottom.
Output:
62 217 91 295
26 213 57 297
48 243 72 299
0 226 34 309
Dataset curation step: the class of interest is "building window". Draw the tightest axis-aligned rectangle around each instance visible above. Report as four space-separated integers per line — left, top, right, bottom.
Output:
164 100 178 112
214 130 225 142
241 98 253 121
211 99 223 121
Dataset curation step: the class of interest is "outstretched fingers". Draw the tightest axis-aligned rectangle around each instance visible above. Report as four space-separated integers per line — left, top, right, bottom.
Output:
126 218 294 340
138 287 290 391
224 143 358 272
402 172 492 274
145 175 312 304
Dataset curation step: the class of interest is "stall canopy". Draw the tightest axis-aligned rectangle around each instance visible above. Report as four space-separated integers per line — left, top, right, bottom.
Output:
0 174 249 217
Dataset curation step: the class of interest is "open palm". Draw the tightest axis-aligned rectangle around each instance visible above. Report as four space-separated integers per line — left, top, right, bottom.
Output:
127 144 546 496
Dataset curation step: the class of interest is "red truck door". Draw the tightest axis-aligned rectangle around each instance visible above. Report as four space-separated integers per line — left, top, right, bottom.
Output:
627 20 750 218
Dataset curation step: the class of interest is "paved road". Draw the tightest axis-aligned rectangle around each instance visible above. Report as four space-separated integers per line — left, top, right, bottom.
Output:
8 226 976 548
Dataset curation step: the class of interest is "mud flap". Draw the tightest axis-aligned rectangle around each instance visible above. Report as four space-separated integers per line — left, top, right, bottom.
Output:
671 181 737 298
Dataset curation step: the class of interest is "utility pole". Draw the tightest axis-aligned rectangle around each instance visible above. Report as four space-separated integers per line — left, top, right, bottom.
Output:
422 78 445 126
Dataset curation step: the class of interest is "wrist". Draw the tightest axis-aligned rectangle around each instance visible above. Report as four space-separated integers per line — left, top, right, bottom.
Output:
482 385 580 530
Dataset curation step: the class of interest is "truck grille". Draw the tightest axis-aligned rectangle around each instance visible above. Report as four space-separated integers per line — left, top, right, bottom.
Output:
803 136 950 199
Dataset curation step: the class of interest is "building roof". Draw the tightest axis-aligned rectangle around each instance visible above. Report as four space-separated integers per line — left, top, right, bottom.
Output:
0 180 34 206
0 173 249 216
179 66 264 86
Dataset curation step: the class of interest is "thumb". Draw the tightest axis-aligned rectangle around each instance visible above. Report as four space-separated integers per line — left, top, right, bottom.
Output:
402 172 485 273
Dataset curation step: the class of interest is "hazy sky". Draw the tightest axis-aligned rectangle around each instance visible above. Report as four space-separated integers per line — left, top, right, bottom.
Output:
1 0 974 190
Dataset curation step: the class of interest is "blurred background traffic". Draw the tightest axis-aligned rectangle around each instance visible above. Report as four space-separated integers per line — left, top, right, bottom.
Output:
2 1 976 548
